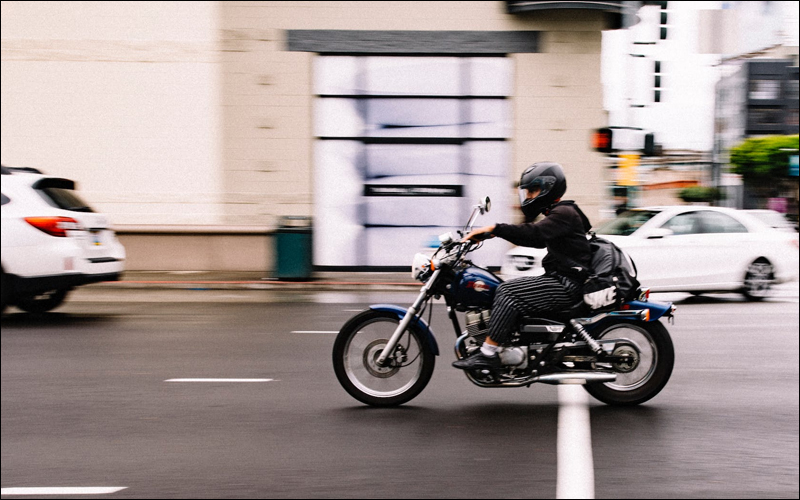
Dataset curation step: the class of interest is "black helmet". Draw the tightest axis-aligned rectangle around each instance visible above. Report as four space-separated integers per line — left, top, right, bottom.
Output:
518 162 567 221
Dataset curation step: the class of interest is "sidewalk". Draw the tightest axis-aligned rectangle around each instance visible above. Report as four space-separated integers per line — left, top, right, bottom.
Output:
91 271 800 297
89 270 421 291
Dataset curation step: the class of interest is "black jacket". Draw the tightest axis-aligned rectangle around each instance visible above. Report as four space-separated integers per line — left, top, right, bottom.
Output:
493 201 592 281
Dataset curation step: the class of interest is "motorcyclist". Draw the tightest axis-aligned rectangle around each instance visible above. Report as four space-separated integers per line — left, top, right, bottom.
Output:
452 162 593 371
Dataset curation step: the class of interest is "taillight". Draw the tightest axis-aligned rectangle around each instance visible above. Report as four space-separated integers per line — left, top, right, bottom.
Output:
24 216 81 237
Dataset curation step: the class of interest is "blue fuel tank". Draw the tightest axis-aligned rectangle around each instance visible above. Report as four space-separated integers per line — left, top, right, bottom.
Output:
452 266 502 310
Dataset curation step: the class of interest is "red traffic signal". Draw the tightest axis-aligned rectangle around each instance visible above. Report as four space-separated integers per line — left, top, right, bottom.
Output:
593 128 613 153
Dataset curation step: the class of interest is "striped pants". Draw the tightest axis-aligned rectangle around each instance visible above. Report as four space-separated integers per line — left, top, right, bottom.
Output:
487 274 582 345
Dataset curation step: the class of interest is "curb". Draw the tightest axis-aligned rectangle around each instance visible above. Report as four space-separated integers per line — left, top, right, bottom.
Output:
87 272 422 291
92 280 422 291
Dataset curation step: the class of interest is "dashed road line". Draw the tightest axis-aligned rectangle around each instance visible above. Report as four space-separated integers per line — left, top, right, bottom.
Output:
556 384 595 499
1 487 127 496
164 378 274 383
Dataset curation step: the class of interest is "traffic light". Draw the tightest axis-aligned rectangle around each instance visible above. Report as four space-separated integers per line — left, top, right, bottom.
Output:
644 132 656 156
593 128 613 153
593 128 658 156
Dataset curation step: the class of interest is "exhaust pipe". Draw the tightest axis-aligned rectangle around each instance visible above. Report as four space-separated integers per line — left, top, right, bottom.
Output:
534 372 617 385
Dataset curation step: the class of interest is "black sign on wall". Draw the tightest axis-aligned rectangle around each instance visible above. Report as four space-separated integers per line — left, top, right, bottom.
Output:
364 185 463 197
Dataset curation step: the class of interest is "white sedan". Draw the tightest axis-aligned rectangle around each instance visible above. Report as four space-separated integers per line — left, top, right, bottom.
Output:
500 206 799 300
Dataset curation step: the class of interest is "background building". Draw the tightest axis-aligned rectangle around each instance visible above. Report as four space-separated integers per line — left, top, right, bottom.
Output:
714 57 799 214
0 2 670 272
599 1 798 214
705 2 799 217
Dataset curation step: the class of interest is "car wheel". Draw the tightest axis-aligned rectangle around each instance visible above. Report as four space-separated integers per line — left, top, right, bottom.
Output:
16 289 69 313
1 272 9 313
742 259 774 301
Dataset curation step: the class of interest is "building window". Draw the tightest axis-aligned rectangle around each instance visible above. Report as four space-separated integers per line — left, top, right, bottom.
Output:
748 80 781 100
313 56 512 267
750 107 784 125
788 109 799 127
786 80 799 100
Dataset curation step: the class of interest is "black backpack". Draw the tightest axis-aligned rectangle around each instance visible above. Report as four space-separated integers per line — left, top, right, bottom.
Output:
581 234 641 313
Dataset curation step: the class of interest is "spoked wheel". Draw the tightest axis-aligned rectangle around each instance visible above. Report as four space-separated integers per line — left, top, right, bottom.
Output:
333 310 435 407
742 259 774 301
584 320 674 406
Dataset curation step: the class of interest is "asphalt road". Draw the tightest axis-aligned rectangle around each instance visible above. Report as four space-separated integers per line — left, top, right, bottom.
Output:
2 288 798 499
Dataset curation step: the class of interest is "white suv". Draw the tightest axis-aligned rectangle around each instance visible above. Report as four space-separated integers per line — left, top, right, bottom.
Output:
1 166 125 313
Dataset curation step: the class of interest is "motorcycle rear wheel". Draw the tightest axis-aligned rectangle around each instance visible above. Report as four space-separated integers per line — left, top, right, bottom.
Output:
584 320 674 406
333 310 435 407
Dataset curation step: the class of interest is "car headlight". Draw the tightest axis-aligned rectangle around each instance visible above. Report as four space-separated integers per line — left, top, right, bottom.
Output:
509 255 536 272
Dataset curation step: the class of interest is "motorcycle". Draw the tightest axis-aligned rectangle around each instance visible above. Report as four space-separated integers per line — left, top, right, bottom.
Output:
332 197 675 407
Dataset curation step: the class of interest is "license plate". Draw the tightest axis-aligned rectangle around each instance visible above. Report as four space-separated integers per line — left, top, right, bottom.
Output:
90 230 103 246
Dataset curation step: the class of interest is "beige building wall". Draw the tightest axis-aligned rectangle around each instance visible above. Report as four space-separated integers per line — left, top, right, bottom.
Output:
2 1 613 271
1 1 224 226
218 2 609 228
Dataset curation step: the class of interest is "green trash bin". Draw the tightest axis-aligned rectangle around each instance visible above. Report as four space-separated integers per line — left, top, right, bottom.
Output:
274 216 312 280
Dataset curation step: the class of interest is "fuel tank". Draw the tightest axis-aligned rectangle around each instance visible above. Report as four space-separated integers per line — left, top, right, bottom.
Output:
452 266 502 310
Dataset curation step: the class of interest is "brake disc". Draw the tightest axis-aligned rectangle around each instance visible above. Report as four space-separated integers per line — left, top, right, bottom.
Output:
363 339 401 378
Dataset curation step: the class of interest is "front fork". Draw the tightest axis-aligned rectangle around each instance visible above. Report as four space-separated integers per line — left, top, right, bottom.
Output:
375 270 441 367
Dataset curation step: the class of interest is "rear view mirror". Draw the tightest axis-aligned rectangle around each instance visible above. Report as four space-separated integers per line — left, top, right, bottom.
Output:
465 196 492 232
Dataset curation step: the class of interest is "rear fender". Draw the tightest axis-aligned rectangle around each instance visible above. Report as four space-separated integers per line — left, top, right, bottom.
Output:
621 300 674 322
370 304 439 356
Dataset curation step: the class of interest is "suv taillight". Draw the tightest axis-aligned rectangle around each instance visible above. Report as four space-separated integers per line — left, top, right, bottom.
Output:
24 216 81 237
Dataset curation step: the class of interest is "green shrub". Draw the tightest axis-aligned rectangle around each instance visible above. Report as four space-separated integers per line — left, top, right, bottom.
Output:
678 186 726 203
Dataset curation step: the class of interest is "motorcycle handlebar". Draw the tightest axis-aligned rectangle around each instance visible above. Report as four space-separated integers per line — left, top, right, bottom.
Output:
469 232 494 242
433 206 492 264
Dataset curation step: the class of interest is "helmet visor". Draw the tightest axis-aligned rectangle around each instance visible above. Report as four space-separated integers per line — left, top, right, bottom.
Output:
519 176 555 206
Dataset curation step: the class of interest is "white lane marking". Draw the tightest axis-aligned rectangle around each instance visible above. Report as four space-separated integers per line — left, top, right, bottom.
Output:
1 487 127 496
556 384 595 499
164 378 274 383
291 330 339 334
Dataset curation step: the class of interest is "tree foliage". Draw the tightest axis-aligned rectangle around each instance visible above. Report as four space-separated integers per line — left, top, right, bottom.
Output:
729 135 799 182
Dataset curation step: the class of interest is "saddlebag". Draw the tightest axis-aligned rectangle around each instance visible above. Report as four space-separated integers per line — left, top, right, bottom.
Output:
582 234 640 313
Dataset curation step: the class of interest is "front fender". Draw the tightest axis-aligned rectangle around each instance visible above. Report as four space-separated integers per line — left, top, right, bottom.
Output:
370 304 440 356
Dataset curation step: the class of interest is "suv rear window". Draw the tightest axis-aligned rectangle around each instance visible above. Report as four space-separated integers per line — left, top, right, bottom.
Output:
36 187 94 212
32 178 94 212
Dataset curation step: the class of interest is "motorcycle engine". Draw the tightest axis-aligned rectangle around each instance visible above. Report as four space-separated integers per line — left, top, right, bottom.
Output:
464 309 529 369
465 309 491 348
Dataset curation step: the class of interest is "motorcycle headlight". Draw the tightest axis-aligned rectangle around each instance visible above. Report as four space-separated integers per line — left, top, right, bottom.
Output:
411 253 432 281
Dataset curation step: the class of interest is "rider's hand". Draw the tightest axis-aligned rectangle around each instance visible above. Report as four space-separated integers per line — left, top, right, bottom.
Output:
462 225 496 242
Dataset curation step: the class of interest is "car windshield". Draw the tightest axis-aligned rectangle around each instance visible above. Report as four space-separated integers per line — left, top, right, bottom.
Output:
596 209 661 236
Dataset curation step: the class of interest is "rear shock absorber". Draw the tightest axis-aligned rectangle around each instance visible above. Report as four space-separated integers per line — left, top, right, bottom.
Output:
569 319 602 354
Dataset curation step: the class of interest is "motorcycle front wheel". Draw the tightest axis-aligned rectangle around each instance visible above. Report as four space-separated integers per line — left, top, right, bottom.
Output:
584 320 674 406
333 309 435 407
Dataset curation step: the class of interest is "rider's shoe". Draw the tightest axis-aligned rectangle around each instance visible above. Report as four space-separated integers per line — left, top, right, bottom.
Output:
452 351 502 371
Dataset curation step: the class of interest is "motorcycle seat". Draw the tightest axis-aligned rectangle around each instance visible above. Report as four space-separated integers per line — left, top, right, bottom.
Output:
521 300 587 324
